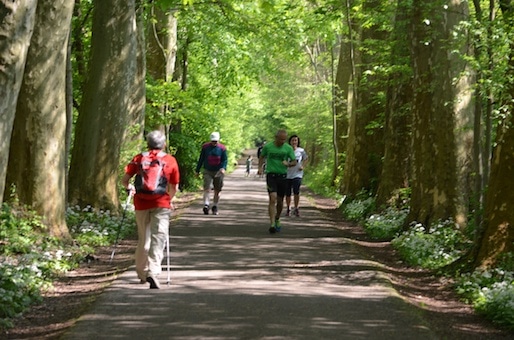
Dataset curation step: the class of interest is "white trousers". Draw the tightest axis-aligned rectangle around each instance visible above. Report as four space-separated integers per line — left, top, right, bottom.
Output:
135 207 170 281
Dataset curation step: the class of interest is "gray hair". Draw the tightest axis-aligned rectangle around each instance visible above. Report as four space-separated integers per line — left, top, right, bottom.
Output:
146 130 166 150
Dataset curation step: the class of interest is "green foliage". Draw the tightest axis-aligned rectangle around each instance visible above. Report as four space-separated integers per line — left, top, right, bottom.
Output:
0 263 46 328
391 220 468 270
0 204 72 328
145 79 185 129
341 192 376 223
364 207 408 240
168 131 203 190
302 158 339 199
66 205 136 250
167 0 338 179
0 204 45 255
456 259 514 330
0 203 135 330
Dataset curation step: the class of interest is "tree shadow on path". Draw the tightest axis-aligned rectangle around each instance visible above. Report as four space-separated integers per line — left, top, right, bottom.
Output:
59 165 513 340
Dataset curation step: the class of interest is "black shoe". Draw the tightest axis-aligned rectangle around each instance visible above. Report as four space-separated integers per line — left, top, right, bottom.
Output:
268 226 276 234
146 276 160 289
212 206 218 215
203 205 209 215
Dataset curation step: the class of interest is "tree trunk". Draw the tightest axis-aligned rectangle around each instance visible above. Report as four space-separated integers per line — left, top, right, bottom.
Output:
342 0 387 197
68 0 137 211
5 0 74 239
376 0 413 208
0 1 37 205
474 0 514 268
146 3 178 134
65 28 73 203
124 0 146 145
147 4 177 83
453 16 474 229
333 36 352 187
71 0 90 96
407 0 463 227
476 115 514 267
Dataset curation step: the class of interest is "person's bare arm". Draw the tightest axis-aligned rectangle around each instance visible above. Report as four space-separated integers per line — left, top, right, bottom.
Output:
167 183 179 209
122 173 135 195
300 158 307 170
121 173 131 188
282 160 297 167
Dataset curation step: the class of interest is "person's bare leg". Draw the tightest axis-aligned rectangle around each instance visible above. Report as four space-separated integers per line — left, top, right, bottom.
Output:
294 194 301 216
268 192 277 225
276 195 284 218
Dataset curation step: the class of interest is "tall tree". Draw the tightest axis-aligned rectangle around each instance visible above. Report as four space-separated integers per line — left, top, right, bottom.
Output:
376 0 412 208
342 0 388 197
333 35 352 187
5 0 74 238
147 3 177 85
0 1 37 206
123 0 146 144
146 3 178 133
406 0 465 227
452 3 474 228
475 0 514 267
68 0 137 211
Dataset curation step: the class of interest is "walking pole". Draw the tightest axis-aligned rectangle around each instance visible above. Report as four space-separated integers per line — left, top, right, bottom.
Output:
110 193 133 263
166 206 173 285
166 233 170 285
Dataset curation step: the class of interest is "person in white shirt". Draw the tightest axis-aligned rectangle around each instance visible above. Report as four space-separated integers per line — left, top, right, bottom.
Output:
285 135 308 217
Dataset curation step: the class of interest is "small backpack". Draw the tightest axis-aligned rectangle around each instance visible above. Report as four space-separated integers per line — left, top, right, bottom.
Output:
134 151 168 194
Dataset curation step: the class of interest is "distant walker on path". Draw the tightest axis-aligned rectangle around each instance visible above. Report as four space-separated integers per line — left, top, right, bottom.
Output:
245 155 253 177
195 131 228 215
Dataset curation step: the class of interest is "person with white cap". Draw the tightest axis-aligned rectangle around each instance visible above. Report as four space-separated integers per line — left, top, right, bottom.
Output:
195 131 228 215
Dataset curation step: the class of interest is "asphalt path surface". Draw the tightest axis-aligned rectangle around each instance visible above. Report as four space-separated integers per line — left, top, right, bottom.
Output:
63 165 439 339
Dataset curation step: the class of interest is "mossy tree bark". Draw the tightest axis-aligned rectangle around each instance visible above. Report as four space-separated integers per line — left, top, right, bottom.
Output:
68 0 137 211
475 0 514 268
6 0 74 239
342 0 387 197
407 0 471 228
0 1 37 206
376 0 413 208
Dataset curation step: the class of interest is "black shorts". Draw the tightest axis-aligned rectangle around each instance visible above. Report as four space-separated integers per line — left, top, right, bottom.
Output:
266 173 288 197
286 177 302 196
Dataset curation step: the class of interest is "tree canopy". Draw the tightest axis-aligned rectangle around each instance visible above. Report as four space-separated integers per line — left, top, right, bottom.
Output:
2 0 514 270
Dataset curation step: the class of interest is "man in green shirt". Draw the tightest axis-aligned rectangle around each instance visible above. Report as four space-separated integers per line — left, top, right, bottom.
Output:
257 129 297 234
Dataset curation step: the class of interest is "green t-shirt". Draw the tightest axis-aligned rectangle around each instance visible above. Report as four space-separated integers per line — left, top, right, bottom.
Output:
261 142 296 175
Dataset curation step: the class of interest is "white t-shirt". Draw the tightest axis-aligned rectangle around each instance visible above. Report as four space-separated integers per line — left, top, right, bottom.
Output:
287 147 308 179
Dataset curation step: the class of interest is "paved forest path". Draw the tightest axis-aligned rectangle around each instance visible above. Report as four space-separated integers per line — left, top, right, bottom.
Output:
61 157 510 339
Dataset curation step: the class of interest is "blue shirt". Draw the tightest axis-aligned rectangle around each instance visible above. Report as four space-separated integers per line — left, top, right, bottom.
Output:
196 142 228 172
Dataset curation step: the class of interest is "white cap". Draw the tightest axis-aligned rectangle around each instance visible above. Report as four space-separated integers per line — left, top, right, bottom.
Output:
210 132 220 141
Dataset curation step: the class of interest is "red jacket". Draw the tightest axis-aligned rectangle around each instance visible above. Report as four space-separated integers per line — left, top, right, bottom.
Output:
125 150 180 210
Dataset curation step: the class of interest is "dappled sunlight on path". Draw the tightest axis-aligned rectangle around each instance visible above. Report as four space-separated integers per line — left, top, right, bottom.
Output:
63 166 438 339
